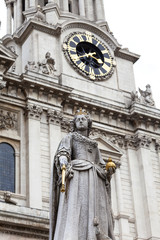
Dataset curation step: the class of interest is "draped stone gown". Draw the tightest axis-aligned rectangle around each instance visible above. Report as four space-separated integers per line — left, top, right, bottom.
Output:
49 132 115 240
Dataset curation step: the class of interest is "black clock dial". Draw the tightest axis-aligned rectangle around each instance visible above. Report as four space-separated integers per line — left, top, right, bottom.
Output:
76 42 104 69
63 32 114 81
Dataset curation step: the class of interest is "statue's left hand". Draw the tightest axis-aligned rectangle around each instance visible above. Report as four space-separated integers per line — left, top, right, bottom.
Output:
107 167 116 176
59 155 68 169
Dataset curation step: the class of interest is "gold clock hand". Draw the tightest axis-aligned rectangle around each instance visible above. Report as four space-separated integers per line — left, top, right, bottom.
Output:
79 52 96 58
88 54 103 64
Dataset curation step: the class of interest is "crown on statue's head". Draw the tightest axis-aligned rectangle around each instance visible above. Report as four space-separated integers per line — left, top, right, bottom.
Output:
75 107 87 116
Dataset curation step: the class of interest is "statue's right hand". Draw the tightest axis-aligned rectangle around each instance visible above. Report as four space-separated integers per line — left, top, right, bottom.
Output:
59 155 68 169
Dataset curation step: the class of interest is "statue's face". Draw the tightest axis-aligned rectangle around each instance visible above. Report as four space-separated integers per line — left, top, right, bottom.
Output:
75 115 88 131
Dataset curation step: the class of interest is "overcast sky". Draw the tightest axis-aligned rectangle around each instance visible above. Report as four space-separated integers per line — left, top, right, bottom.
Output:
0 0 160 108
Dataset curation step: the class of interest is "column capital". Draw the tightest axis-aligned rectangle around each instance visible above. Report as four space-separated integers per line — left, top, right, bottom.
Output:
25 104 43 120
125 134 152 149
155 139 160 152
47 109 63 125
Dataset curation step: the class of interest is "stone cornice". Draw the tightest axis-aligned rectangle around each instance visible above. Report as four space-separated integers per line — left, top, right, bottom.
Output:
0 202 49 239
130 102 160 130
2 73 160 133
10 19 61 45
115 48 140 63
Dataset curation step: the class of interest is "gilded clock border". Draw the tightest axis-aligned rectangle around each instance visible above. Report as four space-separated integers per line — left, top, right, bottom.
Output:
63 31 115 81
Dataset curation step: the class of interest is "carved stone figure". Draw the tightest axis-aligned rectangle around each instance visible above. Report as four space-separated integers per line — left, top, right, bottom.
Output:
49 109 116 240
139 84 155 106
34 5 45 22
131 90 139 102
38 52 56 75
0 79 6 90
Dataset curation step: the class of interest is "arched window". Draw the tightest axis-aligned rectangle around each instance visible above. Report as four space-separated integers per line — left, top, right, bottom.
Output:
0 143 15 193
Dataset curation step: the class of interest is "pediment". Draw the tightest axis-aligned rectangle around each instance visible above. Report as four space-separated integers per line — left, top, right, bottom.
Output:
0 43 17 60
0 43 17 73
92 136 123 159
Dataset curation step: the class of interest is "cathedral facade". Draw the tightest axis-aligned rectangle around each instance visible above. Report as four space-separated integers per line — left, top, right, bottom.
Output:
0 0 160 239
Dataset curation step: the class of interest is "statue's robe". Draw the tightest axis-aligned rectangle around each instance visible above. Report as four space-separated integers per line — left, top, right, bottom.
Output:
49 132 115 240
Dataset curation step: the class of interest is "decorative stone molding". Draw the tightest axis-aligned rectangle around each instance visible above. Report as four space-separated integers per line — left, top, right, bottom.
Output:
25 52 56 76
0 224 48 239
47 109 63 125
155 139 160 152
4 191 17 205
90 128 124 148
24 104 43 120
61 20 121 51
0 79 6 90
0 109 17 130
125 134 152 149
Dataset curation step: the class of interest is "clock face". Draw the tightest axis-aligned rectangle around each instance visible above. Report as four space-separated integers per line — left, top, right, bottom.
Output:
63 32 115 81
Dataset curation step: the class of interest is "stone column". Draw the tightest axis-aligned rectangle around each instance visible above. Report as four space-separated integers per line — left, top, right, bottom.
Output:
85 0 94 21
63 0 69 11
13 0 17 32
48 0 54 2
25 104 43 209
115 165 132 240
135 134 160 239
25 0 29 10
47 109 63 168
125 135 148 239
79 0 85 17
95 0 105 21
6 3 12 34
16 0 23 29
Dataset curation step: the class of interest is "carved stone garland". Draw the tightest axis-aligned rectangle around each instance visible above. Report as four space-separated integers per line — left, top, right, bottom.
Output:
0 110 17 130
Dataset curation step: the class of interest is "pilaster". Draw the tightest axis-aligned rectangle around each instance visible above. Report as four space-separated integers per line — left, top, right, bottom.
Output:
16 0 23 29
6 3 12 34
126 134 160 239
115 166 133 240
85 0 94 21
62 0 69 12
95 0 105 21
125 135 148 239
79 0 85 17
47 109 63 168
25 104 43 209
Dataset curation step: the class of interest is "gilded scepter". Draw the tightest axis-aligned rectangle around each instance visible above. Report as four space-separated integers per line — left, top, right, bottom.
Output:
61 164 66 193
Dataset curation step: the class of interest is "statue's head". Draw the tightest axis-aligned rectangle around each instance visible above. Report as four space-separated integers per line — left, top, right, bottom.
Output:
45 52 51 59
71 108 92 136
146 84 151 89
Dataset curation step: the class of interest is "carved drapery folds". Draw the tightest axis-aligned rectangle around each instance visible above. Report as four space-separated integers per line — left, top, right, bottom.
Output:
47 109 63 125
131 84 155 106
25 52 56 76
24 104 43 120
125 134 152 149
0 110 17 130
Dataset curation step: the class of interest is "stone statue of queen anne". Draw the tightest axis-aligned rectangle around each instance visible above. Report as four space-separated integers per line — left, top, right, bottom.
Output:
49 109 116 240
